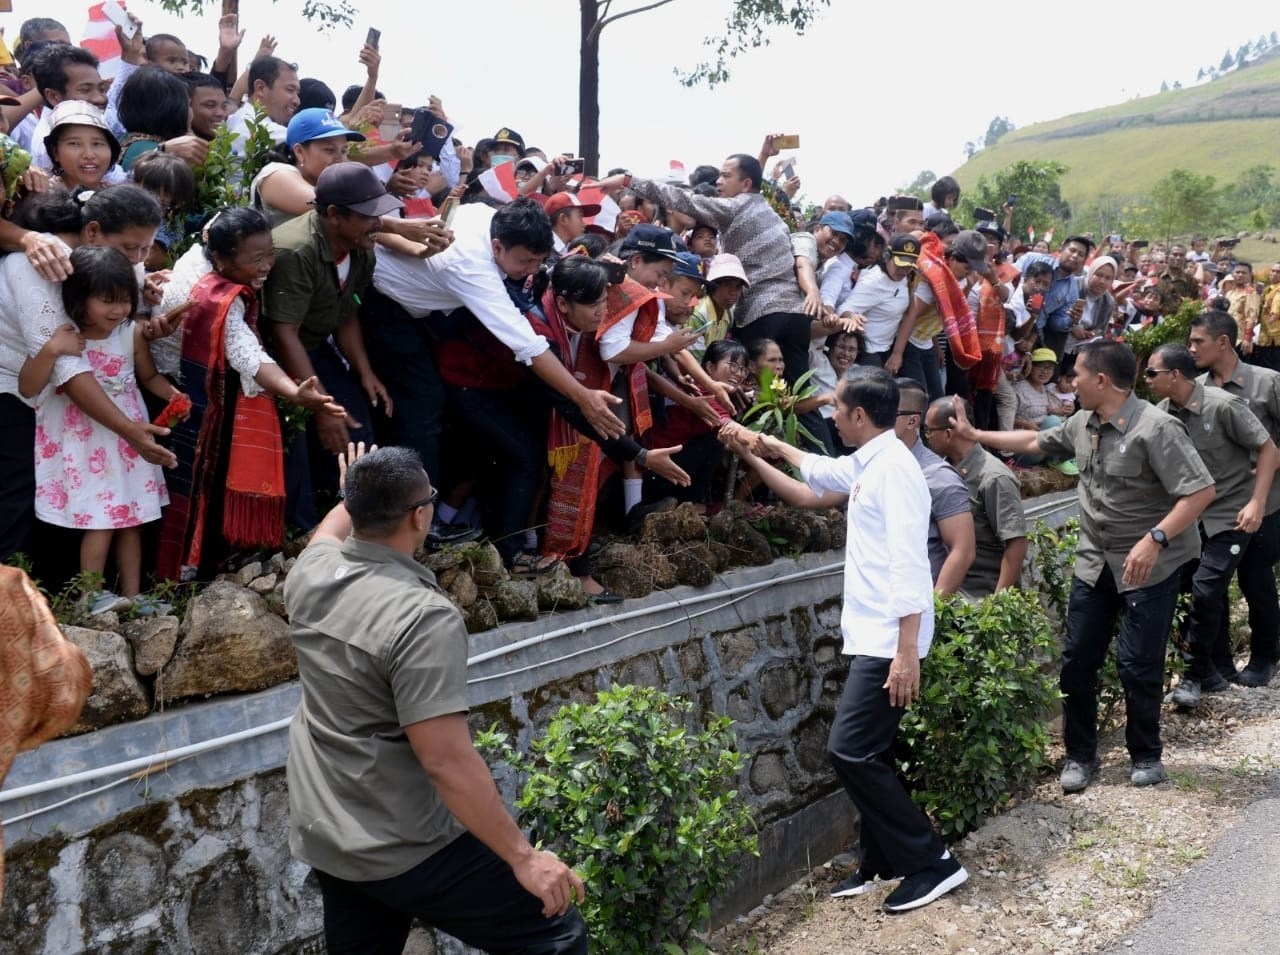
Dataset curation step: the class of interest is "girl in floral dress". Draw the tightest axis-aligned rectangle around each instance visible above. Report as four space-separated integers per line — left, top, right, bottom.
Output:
21 247 187 614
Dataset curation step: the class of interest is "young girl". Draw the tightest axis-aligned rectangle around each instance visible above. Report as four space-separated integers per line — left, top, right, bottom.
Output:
22 246 187 614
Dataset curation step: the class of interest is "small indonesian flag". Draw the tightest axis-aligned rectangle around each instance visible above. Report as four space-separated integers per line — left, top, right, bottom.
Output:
83 3 125 78
579 186 620 234
477 161 519 202
665 159 686 184
1044 228 1055 245
1027 227 1036 242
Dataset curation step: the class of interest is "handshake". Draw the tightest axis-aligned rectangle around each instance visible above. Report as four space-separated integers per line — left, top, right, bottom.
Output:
718 420 783 459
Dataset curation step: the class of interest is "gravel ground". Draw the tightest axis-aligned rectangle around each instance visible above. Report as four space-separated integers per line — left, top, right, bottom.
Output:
711 675 1280 955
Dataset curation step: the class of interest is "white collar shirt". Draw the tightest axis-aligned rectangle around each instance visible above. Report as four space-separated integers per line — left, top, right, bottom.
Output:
799 428 935 658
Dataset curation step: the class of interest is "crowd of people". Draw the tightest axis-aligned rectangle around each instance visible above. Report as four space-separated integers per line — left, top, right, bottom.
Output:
5 10 1280 942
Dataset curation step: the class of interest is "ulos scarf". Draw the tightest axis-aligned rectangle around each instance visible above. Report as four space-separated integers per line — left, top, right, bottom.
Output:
917 232 981 368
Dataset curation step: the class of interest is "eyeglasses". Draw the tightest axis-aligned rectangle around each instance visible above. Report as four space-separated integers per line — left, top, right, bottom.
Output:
404 487 439 512
1143 367 1173 379
896 410 920 417
920 423 950 436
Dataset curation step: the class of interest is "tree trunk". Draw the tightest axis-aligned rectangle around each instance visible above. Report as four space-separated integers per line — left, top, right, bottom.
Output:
222 0 239 80
578 0 601 177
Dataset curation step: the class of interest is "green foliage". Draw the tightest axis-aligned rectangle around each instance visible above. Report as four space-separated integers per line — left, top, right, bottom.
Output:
1144 168 1220 243
181 107 276 255
678 0 831 88
1026 519 1079 627
1120 298 1202 399
899 169 937 200
743 365 822 449
157 0 354 29
956 160 1072 238
898 589 1062 842
984 115 1015 148
476 685 758 952
46 571 108 627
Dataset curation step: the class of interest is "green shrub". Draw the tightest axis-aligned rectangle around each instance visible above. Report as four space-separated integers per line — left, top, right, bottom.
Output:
476 685 758 953
898 589 1062 842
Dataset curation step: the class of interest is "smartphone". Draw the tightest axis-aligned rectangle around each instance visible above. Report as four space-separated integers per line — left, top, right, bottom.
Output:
1007 193 1017 207
379 102 403 143
102 0 137 39
781 162 796 181
556 157 586 176
438 195 459 229
366 27 381 49
685 317 712 336
773 134 800 149
1131 240 1149 249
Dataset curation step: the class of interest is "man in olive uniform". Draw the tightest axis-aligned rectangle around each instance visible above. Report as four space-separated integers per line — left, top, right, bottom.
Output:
922 396 1028 598
949 341 1214 793
1145 344 1278 707
1256 262 1280 371
1189 309 1280 687
1157 244 1200 310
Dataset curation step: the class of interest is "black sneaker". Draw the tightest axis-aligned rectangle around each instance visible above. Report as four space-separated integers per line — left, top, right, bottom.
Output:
1201 670 1232 693
882 854 968 913
1170 678 1202 709
830 868 899 898
427 520 483 549
1236 659 1277 688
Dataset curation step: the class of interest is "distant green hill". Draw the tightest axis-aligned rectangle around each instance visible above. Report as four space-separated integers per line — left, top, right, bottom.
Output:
952 50 1280 209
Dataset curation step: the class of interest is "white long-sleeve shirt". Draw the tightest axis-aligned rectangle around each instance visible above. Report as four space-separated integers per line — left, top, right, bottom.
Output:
799 428 935 658
371 203 549 366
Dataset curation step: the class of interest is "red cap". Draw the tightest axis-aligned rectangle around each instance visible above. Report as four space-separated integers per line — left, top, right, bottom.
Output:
544 191 601 219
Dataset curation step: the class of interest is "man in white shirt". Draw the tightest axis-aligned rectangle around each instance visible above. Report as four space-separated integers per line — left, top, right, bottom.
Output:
751 367 968 913
368 198 624 488
227 56 300 153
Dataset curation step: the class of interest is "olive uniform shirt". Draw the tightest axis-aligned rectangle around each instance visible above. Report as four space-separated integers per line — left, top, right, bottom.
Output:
1158 269 1200 309
954 443 1027 598
1199 358 1280 515
264 211 375 352
284 536 468 882
909 439 971 581
1158 383 1271 538
1036 391 1214 591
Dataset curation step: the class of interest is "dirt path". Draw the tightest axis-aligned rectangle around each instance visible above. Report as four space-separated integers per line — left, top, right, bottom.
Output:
712 680 1280 954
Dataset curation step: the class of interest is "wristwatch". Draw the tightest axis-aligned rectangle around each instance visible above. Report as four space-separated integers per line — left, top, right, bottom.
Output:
1149 528 1169 549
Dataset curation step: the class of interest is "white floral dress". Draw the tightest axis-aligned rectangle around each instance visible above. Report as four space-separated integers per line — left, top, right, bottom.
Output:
34 323 169 530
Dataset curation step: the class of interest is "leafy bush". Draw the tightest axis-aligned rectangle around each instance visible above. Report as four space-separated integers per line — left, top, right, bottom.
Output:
476 685 758 953
898 588 1062 841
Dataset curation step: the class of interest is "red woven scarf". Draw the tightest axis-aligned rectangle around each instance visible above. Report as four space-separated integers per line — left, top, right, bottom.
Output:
918 232 981 368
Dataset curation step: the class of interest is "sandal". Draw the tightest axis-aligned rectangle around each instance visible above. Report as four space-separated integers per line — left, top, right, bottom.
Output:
510 551 561 576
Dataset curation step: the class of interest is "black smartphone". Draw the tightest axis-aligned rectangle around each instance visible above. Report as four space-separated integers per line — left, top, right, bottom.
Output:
1007 193 1017 207
1131 240 1149 249
366 27 381 49
556 157 586 176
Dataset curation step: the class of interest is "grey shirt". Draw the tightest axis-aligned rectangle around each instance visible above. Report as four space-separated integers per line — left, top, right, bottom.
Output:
284 536 468 881
1199 359 1280 515
1159 383 1271 538
955 444 1027 598
909 439 972 581
631 180 806 325
1038 391 1214 591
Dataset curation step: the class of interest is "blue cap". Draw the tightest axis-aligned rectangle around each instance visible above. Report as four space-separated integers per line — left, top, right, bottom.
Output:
818 211 857 240
286 108 366 150
671 251 707 283
620 224 679 261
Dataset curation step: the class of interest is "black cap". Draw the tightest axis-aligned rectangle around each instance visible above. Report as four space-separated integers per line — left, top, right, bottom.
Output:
620 224 679 261
491 127 525 153
313 163 404 217
886 194 923 212
889 234 921 267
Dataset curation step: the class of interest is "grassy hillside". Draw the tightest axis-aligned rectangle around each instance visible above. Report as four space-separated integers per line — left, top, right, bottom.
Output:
952 50 1280 207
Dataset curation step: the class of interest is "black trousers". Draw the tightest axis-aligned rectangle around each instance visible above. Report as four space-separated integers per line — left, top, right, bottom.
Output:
1214 508 1280 669
1061 565 1181 764
0 394 35 563
1182 528 1251 680
827 655 944 878
314 832 588 955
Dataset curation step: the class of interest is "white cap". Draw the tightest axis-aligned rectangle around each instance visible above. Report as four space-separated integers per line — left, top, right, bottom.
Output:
706 253 749 286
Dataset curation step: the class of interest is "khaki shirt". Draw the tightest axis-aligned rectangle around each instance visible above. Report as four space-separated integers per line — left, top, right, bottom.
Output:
954 444 1026 598
284 536 468 881
1038 391 1214 591
264 211 375 352
1158 383 1270 537
1158 270 1200 308
1199 359 1280 515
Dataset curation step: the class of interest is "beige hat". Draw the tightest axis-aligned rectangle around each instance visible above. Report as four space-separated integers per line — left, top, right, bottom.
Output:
43 100 121 168
706 253 749 286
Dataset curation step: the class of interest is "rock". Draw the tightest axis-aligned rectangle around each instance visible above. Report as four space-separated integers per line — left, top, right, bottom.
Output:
123 615 180 676
640 543 679 589
707 541 733 571
707 500 751 541
462 542 504 586
446 569 478 609
1018 466 1078 499
464 598 499 634
283 557 296 574
722 518 775 567
535 562 589 611
248 573 277 595
593 543 656 598
766 506 812 554
485 578 538 622
63 626 151 733
421 549 465 574
823 508 846 550
267 552 286 574
797 509 833 552
158 581 296 703
82 610 122 632
436 566 460 590
664 541 717 587
639 502 707 543
233 561 263 587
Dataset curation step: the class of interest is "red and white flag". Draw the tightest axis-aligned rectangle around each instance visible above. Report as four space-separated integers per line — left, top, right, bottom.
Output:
1027 227 1036 242
579 186 620 234
665 159 686 184
1044 228 1055 245
82 3 125 78
477 161 519 202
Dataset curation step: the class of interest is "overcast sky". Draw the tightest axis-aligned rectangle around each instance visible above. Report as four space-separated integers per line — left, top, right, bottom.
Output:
10 1 1279 203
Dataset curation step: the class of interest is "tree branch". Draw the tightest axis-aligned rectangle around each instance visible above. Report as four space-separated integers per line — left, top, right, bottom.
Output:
588 0 678 44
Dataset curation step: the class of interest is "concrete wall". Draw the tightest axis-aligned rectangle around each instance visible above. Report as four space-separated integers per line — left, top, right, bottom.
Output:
1 491 1080 954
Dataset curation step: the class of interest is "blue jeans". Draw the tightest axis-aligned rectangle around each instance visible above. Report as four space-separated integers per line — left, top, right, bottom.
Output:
1061 564 1182 763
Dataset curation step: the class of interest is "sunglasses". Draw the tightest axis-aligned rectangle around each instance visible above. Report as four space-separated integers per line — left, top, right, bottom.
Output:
1143 367 1173 380
404 487 439 511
